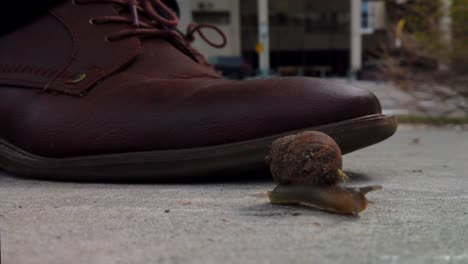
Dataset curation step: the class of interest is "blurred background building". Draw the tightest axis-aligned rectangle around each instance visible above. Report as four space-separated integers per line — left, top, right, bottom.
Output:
178 0 388 78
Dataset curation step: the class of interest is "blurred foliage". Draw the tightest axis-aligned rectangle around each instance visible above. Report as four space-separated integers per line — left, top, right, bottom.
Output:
381 0 467 93
394 0 446 61
452 0 468 74
398 115 468 125
385 0 445 68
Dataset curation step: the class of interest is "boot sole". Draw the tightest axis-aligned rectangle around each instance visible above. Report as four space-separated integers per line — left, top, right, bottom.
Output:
0 114 397 181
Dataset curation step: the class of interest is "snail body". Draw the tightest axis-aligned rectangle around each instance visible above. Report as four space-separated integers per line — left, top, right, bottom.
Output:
268 185 382 216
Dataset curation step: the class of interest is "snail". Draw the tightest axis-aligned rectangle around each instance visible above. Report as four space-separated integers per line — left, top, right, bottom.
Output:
266 131 381 216
267 185 382 216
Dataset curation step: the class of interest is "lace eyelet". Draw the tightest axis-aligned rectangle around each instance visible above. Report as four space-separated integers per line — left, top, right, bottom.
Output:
89 18 95 25
72 0 80 6
104 36 113 43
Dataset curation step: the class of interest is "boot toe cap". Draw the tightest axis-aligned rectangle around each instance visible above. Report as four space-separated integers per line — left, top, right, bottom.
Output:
278 77 382 124
174 76 383 148
219 77 383 131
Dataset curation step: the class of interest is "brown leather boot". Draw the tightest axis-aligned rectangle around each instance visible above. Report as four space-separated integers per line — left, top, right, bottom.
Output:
0 0 397 180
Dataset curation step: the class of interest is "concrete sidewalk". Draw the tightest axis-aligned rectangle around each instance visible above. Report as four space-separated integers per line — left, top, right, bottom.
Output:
1 126 468 264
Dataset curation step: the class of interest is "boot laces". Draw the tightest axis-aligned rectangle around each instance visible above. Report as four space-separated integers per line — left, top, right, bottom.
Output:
74 0 227 65
183 23 227 67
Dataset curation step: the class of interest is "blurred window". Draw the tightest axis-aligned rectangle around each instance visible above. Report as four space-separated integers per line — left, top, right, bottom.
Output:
304 11 349 33
361 1 375 34
192 11 231 25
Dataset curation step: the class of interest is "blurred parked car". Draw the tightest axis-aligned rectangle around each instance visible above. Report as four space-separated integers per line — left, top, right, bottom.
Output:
209 56 252 79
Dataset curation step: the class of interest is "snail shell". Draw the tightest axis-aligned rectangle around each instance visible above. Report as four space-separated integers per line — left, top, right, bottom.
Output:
267 131 347 186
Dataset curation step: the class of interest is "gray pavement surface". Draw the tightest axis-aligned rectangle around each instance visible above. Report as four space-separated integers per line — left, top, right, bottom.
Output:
1 126 468 264
340 79 468 118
